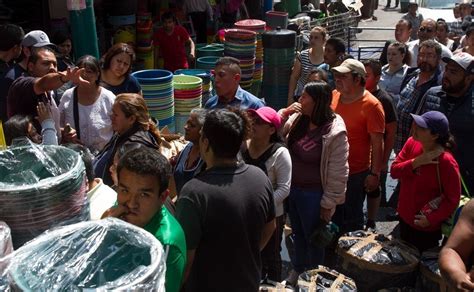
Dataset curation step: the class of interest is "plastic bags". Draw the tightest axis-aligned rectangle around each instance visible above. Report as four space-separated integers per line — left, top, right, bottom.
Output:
336 231 420 291
0 139 89 248
1 218 166 291
298 265 357 291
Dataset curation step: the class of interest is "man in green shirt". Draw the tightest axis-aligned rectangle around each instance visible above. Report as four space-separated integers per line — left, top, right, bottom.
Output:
103 147 186 292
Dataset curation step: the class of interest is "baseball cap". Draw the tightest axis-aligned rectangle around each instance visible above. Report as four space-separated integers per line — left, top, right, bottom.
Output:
248 106 282 129
410 111 449 137
21 30 56 49
408 0 418 6
331 58 366 76
442 53 474 74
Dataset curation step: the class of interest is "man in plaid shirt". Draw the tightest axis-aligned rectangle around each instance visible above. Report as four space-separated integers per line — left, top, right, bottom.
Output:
395 40 442 154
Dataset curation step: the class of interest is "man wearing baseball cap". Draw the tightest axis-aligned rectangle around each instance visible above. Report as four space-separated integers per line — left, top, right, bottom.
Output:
2 30 58 117
421 52 474 195
330 59 385 233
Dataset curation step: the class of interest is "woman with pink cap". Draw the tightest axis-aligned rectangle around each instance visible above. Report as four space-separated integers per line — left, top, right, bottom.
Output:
241 106 291 282
280 81 349 285
391 111 460 252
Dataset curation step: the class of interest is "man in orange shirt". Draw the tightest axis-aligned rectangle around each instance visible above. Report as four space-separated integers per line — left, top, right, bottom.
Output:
330 59 385 233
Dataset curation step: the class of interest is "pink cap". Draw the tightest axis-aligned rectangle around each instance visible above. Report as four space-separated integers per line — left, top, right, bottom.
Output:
248 106 282 129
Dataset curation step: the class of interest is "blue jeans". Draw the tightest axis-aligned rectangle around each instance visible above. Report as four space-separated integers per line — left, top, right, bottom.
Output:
289 187 324 273
332 170 369 234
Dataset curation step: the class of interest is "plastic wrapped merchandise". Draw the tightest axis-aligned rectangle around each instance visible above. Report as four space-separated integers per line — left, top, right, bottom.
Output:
0 222 12 259
297 265 357 291
2 218 166 291
259 279 294 291
336 231 420 291
419 247 450 292
0 139 89 248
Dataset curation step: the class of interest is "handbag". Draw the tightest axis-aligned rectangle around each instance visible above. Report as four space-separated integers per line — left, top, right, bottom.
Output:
441 175 471 237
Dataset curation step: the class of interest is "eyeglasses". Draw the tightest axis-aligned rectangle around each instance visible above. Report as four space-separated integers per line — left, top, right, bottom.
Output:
419 27 434 33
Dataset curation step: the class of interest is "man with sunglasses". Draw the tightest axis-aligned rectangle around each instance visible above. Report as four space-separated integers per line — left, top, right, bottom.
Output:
407 19 453 68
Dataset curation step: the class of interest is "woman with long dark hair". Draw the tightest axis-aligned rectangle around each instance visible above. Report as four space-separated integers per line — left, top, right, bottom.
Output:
100 43 141 95
280 81 349 284
94 93 161 186
59 55 115 154
391 111 460 252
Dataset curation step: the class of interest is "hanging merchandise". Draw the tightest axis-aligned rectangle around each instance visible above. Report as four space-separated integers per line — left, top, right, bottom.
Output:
0 140 89 249
234 19 266 97
1 218 166 290
132 70 175 132
172 75 203 135
224 29 257 91
262 28 296 110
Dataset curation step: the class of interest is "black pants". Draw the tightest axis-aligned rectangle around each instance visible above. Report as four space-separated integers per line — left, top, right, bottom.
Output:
386 0 399 7
399 219 441 253
188 11 208 44
261 215 285 281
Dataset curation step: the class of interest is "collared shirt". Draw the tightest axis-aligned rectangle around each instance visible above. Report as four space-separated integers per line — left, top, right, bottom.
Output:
407 39 453 68
204 85 265 109
449 20 464 37
395 72 424 153
380 64 409 106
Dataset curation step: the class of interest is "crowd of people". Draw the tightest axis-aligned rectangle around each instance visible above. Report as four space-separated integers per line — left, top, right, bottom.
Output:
0 0 473 290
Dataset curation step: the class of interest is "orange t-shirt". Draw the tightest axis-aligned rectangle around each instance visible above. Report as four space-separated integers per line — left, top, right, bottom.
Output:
331 90 385 174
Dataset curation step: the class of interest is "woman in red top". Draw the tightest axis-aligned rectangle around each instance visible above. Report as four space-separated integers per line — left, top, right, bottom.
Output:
391 111 461 252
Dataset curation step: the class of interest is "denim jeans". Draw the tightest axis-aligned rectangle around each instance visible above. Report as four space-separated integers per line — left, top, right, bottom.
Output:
288 187 324 273
332 170 369 234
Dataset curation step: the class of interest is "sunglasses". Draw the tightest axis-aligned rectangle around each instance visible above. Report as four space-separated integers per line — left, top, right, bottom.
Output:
419 27 434 33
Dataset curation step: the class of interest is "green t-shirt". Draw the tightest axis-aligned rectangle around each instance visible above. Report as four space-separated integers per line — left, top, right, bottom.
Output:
144 206 186 292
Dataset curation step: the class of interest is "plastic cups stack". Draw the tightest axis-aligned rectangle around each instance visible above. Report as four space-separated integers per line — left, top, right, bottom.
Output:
175 69 212 105
262 28 296 110
132 69 175 132
173 75 203 135
0 143 89 249
224 29 257 91
234 19 266 96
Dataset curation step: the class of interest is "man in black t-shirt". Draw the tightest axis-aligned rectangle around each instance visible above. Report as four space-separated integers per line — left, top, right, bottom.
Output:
363 59 398 229
176 109 276 292
0 24 24 122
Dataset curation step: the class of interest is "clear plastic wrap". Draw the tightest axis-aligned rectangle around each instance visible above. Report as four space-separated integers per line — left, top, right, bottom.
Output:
0 139 89 248
0 218 166 291
0 222 12 259
419 247 449 292
298 265 357 291
336 231 420 291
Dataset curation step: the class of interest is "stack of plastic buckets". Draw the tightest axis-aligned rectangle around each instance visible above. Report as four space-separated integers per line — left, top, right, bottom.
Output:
262 28 296 110
175 69 212 105
196 43 224 59
131 70 175 132
234 20 265 97
135 12 154 70
224 29 257 91
172 75 202 134
196 56 220 71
